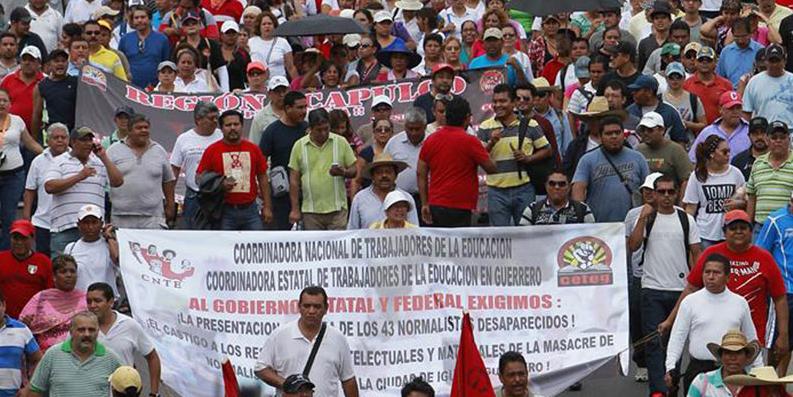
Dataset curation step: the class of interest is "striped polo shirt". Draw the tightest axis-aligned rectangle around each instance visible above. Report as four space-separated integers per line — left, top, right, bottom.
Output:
476 116 549 188
44 153 108 233
0 316 39 397
30 339 120 397
746 152 793 223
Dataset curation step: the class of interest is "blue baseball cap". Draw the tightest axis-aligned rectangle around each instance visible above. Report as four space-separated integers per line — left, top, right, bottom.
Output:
665 62 686 78
628 75 659 93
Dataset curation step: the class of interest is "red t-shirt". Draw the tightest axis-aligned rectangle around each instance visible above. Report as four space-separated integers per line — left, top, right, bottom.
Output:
0 250 53 319
540 58 565 85
0 70 45 131
682 74 734 124
196 139 268 205
687 244 786 344
200 0 243 27
419 126 490 210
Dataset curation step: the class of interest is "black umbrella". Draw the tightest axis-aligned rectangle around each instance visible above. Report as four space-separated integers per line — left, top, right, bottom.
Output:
508 0 622 16
274 14 367 37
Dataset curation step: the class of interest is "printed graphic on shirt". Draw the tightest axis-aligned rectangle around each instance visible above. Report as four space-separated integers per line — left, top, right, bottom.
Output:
593 162 636 181
702 184 735 214
222 151 251 193
645 157 666 171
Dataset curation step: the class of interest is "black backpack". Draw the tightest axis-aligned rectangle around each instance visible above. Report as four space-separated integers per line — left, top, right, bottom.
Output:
640 209 691 266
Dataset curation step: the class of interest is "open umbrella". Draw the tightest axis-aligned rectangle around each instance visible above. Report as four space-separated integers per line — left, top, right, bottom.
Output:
508 0 622 16
274 14 367 37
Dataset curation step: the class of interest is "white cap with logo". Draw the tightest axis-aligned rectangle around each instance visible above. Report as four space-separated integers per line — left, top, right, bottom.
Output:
78 204 104 221
267 76 289 91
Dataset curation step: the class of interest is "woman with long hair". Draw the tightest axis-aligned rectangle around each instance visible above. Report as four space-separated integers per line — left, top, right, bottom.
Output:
0 89 42 249
460 20 478 65
247 11 297 79
172 45 218 92
20 255 87 352
683 135 746 246
443 36 467 71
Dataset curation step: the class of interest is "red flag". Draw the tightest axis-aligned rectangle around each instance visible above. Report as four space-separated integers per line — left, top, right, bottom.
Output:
222 357 239 397
451 313 496 397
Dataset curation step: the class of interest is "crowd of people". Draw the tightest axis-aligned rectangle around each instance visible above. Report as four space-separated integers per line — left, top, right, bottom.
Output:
7 0 793 395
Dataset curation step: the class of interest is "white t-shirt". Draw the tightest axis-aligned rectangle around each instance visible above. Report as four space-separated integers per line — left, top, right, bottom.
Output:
66 238 118 297
637 210 701 291
554 64 577 92
174 74 211 93
438 7 478 38
25 149 63 229
624 206 644 279
169 128 223 191
99 311 155 366
0 115 26 171
682 166 745 241
255 320 355 397
248 36 292 78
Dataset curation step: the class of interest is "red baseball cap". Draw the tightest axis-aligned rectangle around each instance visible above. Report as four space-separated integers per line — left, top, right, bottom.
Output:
431 63 455 76
719 91 742 109
246 61 268 74
9 219 35 237
723 210 751 226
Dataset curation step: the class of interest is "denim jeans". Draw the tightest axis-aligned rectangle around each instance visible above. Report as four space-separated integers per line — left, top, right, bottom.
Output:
50 227 81 258
641 288 681 394
0 168 24 250
429 206 472 228
180 189 199 230
270 194 292 231
220 203 263 231
629 276 645 368
487 183 535 226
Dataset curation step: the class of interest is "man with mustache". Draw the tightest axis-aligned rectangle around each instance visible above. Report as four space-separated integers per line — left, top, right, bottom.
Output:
347 153 418 229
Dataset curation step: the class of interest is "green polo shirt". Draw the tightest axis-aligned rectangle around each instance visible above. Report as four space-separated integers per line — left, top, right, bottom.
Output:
746 151 793 223
30 339 121 397
288 133 356 214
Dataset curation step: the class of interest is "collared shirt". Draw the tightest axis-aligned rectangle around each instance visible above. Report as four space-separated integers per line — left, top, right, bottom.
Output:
0 316 39 397
347 186 419 229
25 5 63 53
538 107 573 156
688 119 751 162
477 116 549 188
438 7 478 38
384 131 423 193
44 153 109 232
757 205 793 291
63 0 102 24
119 30 172 89
0 61 18 81
717 40 764 88
174 74 211 93
89 46 127 81
249 104 279 147
683 73 735 123
98 311 154 366
746 151 793 223
66 62 80 77
254 320 355 397
29 339 120 397
0 69 45 130
25 149 64 229
288 133 357 214
687 368 733 397
520 199 596 225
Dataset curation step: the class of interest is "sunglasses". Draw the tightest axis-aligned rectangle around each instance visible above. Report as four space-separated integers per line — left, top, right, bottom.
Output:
655 189 677 196
547 180 568 187
374 126 392 132
517 95 532 101
85 31 101 36
360 44 373 49
535 92 548 98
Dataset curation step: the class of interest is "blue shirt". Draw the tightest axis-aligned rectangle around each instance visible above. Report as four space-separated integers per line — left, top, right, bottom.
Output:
539 107 573 156
572 147 649 222
626 101 688 144
0 316 40 397
468 54 517 86
757 205 793 291
717 40 763 88
119 30 171 88
687 118 751 162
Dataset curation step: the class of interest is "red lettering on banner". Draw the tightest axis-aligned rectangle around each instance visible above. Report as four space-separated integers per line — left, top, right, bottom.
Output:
174 96 198 111
306 91 324 109
322 91 347 109
151 94 175 110
347 88 372 106
241 95 266 117
215 94 241 111
451 76 468 94
125 85 153 106
392 294 463 311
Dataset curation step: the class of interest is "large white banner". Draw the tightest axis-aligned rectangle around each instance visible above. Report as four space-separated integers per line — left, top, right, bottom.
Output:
117 224 629 397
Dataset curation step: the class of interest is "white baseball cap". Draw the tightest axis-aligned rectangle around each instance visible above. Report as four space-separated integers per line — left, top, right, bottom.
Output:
640 172 664 190
78 204 104 221
374 10 393 23
339 9 355 19
638 111 665 129
343 34 362 48
383 190 413 211
20 46 41 61
267 75 289 91
221 20 240 33
371 94 392 109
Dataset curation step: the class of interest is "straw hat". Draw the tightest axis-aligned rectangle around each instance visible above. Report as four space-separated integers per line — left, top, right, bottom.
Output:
723 366 793 386
571 96 627 121
531 77 558 93
362 153 408 179
705 329 760 363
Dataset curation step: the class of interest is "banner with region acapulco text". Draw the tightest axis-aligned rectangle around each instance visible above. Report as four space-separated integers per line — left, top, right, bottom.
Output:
117 224 629 397
74 65 504 151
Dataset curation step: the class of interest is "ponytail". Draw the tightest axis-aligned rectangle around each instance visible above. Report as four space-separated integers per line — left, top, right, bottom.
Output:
694 135 725 183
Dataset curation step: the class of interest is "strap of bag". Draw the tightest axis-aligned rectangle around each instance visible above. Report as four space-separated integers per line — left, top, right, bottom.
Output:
689 93 698 121
517 115 529 179
600 147 633 196
266 38 277 65
573 201 586 223
677 208 691 265
530 200 540 224
302 322 327 377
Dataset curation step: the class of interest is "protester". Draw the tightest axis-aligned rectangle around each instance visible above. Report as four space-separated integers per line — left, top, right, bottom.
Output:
255 286 358 397
0 289 42 397
31 49 77 136
64 204 119 298
119 5 171 89
402 377 435 397
731 117 769 181
689 91 750 162
84 20 126 81
743 44 793 128
384 107 428 209
418 97 497 227
87 282 160 396
25 311 121 396
414 63 456 123
0 219 52 319
288 109 356 230
626 75 688 144
662 61 706 139
520 170 595 225
19 254 87 352
746 121 793 236
636 111 692 187
687 329 761 396
370 190 418 229
109 366 144 397
348 153 418 229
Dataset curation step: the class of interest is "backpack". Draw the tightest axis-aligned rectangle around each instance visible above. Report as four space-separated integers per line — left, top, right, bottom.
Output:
640 209 691 266
530 200 587 224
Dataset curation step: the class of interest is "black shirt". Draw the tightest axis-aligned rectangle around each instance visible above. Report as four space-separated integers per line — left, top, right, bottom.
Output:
259 120 308 169
18 33 47 60
597 70 641 106
731 148 758 181
225 48 250 91
637 36 664 73
38 75 78 131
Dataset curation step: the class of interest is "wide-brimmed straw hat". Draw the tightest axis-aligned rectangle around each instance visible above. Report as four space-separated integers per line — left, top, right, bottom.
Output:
705 329 760 363
571 96 627 121
362 153 408 179
724 366 793 386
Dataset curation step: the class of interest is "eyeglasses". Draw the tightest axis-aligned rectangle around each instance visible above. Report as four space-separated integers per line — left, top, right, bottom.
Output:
655 189 677 196
547 180 568 187
85 31 101 36
535 92 548 98
374 126 392 132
